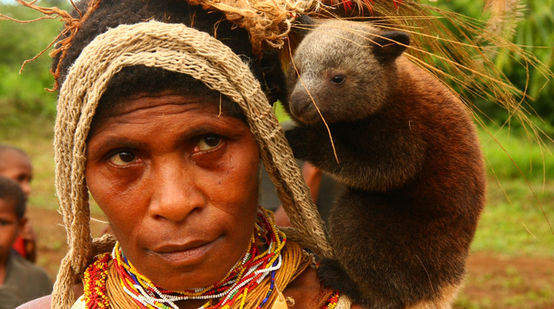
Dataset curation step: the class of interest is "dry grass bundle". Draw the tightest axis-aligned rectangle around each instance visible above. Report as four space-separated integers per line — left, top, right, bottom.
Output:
3 0 551 240
4 0 550 143
290 0 551 144
290 0 553 234
0 0 102 91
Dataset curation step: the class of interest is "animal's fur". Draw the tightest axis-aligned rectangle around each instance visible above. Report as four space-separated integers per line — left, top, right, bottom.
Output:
284 20 486 308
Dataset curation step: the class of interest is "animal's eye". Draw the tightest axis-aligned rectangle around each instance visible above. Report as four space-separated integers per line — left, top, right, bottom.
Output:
196 135 222 152
108 151 137 167
330 75 345 85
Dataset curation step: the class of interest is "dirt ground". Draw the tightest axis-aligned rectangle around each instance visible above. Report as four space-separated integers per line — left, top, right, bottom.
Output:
28 207 554 309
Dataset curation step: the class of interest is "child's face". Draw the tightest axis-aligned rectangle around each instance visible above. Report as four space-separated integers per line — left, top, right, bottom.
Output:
0 151 32 197
0 198 24 261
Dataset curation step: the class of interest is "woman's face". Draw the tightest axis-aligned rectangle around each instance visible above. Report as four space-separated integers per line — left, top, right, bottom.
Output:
85 92 260 291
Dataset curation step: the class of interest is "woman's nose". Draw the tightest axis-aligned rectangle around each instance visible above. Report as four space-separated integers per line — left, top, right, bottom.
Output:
149 159 206 223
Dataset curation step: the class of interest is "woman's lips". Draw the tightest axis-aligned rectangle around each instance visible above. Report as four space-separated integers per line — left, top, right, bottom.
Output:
149 238 219 266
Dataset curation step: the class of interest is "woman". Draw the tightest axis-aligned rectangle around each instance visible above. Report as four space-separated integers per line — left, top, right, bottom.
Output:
26 81 340 308
18 0 523 307
20 0 350 308
69 82 335 308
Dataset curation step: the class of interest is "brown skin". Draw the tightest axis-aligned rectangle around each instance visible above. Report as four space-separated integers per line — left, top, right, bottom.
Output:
85 93 260 308
20 92 363 309
0 198 27 284
0 149 37 263
0 150 33 197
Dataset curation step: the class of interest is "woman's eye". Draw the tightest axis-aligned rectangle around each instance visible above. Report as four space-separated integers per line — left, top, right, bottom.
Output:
108 151 137 166
196 135 222 152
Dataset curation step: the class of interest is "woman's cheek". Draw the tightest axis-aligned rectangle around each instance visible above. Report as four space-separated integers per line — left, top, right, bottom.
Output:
87 163 145 213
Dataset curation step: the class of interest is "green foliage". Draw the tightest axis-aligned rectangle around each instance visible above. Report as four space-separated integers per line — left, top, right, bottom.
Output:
472 179 554 256
469 129 554 256
0 2 61 130
455 265 554 308
1 1 552 134
429 0 554 130
495 0 554 125
273 100 291 122
480 129 554 180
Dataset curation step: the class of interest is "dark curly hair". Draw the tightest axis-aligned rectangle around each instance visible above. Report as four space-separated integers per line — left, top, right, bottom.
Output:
54 0 258 82
55 0 287 128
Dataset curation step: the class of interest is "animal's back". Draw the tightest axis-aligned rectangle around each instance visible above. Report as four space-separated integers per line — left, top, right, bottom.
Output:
285 19 486 308
325 56 486 307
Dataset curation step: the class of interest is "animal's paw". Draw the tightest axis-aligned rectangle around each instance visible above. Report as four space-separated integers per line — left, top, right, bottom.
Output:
317 258 404 309
284 127 308 159
317 258 362 302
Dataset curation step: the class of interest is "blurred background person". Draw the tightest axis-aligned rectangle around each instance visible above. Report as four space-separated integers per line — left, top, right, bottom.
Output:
0 145 37 263
0 177 52 308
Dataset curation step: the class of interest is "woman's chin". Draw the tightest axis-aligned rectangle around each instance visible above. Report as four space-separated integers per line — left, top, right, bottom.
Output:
142 239 237 291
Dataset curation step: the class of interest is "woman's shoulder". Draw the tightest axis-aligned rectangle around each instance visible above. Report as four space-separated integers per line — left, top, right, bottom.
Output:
16 283 83 309
16 294 52 309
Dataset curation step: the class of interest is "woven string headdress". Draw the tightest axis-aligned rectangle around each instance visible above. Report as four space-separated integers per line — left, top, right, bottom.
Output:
53 20 335 308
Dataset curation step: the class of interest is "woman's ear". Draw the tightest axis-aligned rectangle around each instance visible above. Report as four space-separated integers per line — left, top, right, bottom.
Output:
372 30 410 62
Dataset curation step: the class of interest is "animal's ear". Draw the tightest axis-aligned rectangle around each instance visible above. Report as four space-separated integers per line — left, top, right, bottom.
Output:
372 31 410 62
291 15 315 41
259 51 288 106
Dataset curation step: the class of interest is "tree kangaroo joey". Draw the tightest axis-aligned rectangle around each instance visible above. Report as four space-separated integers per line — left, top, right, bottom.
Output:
284 19 486 308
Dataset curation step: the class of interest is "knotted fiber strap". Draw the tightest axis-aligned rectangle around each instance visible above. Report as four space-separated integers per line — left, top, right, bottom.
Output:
53 20 341 308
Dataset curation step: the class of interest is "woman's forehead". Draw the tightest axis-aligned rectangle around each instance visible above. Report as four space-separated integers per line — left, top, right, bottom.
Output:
106 91 217 117
91 88 245 135
88 91 247 140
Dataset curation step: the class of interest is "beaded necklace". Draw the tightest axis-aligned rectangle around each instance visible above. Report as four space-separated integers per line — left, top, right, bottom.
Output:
84 208 287 308
83 208 341 308
321 291 340 309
